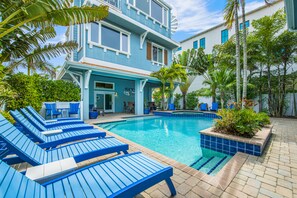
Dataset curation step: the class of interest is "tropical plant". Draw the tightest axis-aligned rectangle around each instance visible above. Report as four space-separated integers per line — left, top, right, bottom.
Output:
186 91 199 110
202 71 217 103
150 64 187 110
224 0 241 103
215 109 270 138
179 76 195 109
174 93 182 109
0 65 16 107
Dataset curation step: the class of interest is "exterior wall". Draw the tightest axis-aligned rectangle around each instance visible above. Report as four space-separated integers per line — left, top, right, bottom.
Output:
89 75 151 113
176 1 287 108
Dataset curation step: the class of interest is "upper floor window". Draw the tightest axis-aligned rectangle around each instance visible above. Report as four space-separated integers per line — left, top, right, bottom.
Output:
240 20 250 30
146 42 168 65
193 41 198 49
77 24 83 50
129 0 169 27
177 47 182 51
221 29 228 44
199 38 205 49
89 22 130 55
104 0 120 8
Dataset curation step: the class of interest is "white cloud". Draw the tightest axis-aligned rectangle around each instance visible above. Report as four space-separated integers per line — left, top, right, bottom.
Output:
166 0 266 35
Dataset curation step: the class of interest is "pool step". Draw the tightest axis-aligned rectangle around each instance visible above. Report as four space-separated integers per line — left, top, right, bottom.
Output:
191 155 229 175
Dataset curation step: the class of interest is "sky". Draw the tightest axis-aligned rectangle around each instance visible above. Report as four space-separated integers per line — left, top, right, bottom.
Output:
47 0 266 67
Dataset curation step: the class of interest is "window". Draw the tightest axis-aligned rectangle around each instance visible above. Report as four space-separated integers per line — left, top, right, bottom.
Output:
135 0 149 14
89 22 130 54
94 81 114 90
221 29 228 44
239 20 250 30
147 42 168 65
129 0 169 27
193 41 198 49
199 38 205 49
177 47 182 51
151 0 163 23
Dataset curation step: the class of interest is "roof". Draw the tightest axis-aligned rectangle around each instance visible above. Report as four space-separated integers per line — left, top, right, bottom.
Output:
180 0 284 43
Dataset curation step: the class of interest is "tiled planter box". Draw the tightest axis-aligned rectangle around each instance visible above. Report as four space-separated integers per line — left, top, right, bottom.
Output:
200 125 273 156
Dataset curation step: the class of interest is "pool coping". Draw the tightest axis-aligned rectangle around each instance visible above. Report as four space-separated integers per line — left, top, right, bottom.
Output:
90 120 249 190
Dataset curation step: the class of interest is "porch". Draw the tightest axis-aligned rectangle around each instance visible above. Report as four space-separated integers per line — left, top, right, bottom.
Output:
59 61 161 120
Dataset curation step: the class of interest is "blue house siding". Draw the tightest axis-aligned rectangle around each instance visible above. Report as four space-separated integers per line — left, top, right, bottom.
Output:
89 75 151 113
85 27 173 72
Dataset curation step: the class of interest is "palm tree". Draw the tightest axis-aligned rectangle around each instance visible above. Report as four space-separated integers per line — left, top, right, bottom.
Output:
0 0 109 40
151 64 186 110
224 0 241 104
240 0 248 104
179 76 195 109
202 71 217 103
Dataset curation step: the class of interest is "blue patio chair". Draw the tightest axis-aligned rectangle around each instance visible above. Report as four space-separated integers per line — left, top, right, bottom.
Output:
26 106 83 126
210 102 219 111
0 114 128 166
20 108 94 132
45 103 62 119
10 110 106 148
27 105 79 122
0 152 176 197
227 104 235 109
68 102 80 117
200 103 208 111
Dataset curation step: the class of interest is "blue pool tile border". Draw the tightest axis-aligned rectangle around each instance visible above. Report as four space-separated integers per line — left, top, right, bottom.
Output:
153 111 220 119
200 132 271 156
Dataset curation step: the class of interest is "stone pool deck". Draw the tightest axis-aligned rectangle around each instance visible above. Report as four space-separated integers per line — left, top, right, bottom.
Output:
89 117 297 198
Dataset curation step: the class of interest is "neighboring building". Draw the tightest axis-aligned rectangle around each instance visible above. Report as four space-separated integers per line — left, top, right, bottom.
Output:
176 0 285 107
58 0 179 119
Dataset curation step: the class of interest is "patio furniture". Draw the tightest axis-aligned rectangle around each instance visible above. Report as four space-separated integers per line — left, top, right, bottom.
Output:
10 110 106 147
68 102 80 117
127 101 135 113
149 102 157 111
200 103 208 111
27 106 80 123
168 103 175 110
0 152 176 197
227 104 235 109
210 102 219 111
0 113 128 166
45 103 61 119
20 108 94 132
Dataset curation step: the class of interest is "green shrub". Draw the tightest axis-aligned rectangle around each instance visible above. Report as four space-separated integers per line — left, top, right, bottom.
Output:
186 91 198 110
174 93 182 109
1 111 15 124
5 73 80 111
214 109 270 138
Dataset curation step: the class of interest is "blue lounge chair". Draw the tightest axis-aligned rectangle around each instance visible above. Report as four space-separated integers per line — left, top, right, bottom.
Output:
20 108 93 132
210 102 219 111
10 110 106 147
68 102 80 117
0 114 128 166
27 105 79 122
200 103 208 111
45 103 62 119
26 106 83 125
0 152 176 197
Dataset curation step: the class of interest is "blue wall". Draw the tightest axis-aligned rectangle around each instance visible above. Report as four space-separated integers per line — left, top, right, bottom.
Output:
89 75 151 113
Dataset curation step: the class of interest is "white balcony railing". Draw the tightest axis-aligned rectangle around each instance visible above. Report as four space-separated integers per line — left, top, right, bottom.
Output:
89 0 121 11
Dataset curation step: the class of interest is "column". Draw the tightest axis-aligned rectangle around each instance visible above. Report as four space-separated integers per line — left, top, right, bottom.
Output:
135 79 144 115
82 70 91 120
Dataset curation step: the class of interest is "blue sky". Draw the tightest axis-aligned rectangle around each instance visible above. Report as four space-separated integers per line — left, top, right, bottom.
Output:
48 0 265 67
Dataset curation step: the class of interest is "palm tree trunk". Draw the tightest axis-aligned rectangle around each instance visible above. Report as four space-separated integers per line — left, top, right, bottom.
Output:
234 1 241 104
241 0 248 106
259 65 263 112
162 83 165 110
182 93 186 110
27 65 31 76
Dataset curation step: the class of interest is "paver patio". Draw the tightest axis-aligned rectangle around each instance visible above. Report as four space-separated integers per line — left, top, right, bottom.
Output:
92 117 297 198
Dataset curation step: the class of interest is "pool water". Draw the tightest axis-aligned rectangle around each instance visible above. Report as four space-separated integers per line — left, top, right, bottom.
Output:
99 116 232 176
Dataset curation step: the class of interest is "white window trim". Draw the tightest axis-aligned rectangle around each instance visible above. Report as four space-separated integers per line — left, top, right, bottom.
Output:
94 81 115 90
151 42 165 66
77 24 83 52
87 21 131 57
127 0 169 29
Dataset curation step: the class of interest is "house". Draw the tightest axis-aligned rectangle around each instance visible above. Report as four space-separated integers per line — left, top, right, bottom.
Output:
58 0 179 120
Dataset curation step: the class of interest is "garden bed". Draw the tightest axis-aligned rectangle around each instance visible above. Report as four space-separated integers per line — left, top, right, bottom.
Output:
200 125 273 156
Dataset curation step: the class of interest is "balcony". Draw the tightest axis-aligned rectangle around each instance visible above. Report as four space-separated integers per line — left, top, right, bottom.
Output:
86 0 121 11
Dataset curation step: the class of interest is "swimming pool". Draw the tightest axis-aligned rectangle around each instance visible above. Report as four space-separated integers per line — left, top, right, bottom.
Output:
99 116 232 176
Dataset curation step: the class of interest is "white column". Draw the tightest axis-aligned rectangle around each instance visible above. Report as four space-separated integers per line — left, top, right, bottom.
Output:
82 70 91 120
135 79 144 115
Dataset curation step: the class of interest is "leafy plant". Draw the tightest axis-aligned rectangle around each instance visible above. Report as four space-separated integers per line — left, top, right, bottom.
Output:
0 111 15 124
214 109 270 138
186 91 199 110
174 93 182 109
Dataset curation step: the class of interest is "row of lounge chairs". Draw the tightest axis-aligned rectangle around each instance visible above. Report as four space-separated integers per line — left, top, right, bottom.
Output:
0 106 176 197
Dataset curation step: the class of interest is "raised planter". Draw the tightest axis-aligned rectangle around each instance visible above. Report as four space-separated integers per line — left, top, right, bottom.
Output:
200 125 273 156
144 108 150 114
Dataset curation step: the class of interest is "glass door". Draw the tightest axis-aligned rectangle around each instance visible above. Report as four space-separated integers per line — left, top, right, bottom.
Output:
105 94 113 111
96 94 104 109
94 92 114 113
